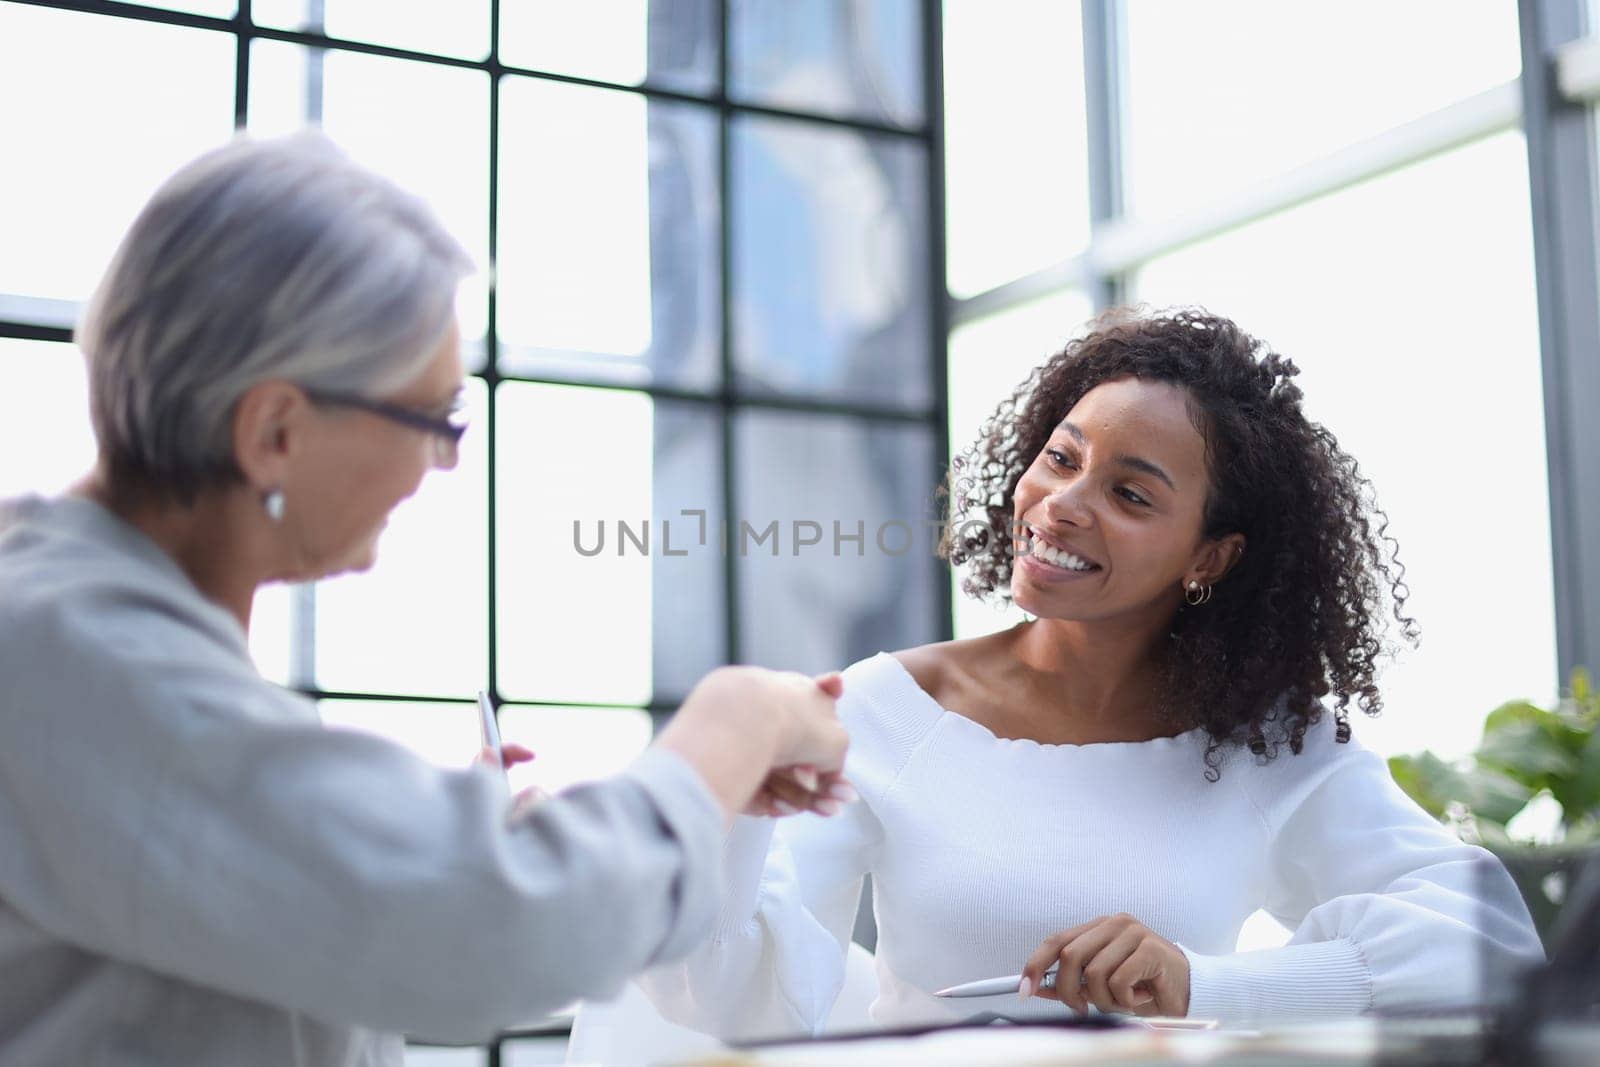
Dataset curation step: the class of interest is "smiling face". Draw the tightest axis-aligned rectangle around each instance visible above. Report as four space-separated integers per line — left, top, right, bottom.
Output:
235 321 468 583
1009 376 1242 631
293 327 466 578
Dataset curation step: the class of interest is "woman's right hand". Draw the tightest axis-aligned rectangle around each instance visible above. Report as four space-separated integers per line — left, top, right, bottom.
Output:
656 666 852 823
743 762 858 819
730 671 855 819
763 669 849 771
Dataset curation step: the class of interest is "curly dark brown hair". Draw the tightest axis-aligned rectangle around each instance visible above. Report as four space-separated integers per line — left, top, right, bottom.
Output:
941 307 1418 779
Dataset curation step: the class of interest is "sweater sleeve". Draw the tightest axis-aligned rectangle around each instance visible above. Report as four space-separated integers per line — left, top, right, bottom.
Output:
0 584 727 1044
635 658 918 1042
1180 720 1545 1023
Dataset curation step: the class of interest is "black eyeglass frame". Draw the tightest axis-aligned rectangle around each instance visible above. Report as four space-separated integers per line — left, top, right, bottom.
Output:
302 387 469 446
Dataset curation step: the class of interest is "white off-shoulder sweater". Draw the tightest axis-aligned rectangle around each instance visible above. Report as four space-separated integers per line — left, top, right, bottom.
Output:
638 652 1544 1040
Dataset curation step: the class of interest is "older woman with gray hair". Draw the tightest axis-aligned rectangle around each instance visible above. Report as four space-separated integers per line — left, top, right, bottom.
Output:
0 134 852 1066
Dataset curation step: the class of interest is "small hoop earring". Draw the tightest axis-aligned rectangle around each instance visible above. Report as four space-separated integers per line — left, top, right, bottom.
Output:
1184 579 1212 607
263 489 285 524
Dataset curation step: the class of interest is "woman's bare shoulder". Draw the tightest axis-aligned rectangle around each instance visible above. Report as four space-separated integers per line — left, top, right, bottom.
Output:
889 632 1012 707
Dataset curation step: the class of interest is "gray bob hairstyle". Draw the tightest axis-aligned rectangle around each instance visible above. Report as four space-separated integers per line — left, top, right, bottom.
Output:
79 132 473 504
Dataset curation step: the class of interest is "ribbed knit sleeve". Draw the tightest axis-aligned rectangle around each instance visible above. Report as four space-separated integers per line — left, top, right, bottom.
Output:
635 654 939 1042
1181 718 1545 1023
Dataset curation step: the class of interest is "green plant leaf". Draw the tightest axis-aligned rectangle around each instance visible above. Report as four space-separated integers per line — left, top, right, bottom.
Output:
1478 710 1579 788
1472 818 1515 851
1483 699 1549 735
1389 752 1532 826
1559 668 1598 734
1566 814 1600 846
1389 754 1448 819
1568 724 1600 819
1403 674 1600 846
1572 668 1593 709
1460 765 1535 825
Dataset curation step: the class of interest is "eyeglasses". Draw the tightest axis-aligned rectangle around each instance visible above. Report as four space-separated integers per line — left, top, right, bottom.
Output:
303 388 468 469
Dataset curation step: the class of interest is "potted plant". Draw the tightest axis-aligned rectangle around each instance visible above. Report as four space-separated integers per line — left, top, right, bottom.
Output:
1388 669 1600 950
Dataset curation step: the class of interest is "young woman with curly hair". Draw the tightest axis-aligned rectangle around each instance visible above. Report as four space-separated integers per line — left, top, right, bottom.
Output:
638 307 1542 1039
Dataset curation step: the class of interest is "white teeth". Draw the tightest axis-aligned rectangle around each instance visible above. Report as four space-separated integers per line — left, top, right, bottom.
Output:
1028 530 1095 572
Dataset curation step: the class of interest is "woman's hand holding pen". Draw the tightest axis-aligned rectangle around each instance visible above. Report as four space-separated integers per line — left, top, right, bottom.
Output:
477 742 536 770
1020 913 1191 1018
475 743 550 816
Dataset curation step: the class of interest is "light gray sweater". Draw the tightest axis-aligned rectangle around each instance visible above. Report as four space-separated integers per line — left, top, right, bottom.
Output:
0 495 726 1066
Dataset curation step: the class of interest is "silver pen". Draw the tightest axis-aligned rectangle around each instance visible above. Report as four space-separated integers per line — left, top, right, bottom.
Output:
476 689 503 765
933 967 1078 998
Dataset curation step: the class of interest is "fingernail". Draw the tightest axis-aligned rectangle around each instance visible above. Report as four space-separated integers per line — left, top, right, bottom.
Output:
826 782 858 803
814 799 843 817
773 799 799 816
792 768 819 792
1018 977 1033 1001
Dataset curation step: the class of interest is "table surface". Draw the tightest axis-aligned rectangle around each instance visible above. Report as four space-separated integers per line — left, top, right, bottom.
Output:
667 1016 1600 1067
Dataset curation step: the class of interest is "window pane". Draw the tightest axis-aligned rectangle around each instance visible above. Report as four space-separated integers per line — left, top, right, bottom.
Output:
309 381 489 697
497 705 653 797
136 1 236 14
731 116 930 409
249 584 294 687
730 0 923 127
734 412 940 674
947 290 1095 639
0 339 96 499
497 79 720 390
499 0 717 95
404 1046 485 1067
496 384 724 704
0 6 236 305
318 699 480 768
1134 132 1556 760
943 0 1091 298
500 1035 568 1065
1125 0 1521 220
252 0 490 61
0 339 295 683
248 42 491 347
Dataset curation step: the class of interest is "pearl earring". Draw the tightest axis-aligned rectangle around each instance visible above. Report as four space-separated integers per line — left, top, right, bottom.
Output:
263 489 285 523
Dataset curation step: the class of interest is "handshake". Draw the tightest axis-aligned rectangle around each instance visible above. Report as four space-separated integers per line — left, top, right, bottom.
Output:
655 665 856 823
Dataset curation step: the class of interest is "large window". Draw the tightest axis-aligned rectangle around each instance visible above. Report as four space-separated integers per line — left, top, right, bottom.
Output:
0 1 945 1060
1134 131 1556 762
940 0 1095 637
941 0 1591 955
1123 0 1521 219
947 0 1563 765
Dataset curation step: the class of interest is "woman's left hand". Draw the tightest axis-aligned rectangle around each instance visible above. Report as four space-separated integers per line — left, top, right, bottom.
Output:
476 743 549 816
1020 913 1190 1017
477 742 536 771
